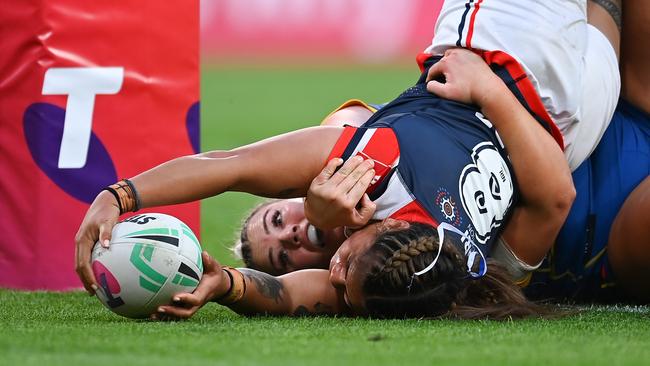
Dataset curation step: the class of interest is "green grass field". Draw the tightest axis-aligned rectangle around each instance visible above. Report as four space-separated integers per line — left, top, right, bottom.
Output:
2 291 650 366
2 65 650 366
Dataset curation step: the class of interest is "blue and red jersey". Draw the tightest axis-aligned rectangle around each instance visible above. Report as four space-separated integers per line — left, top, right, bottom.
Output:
327 55 559 255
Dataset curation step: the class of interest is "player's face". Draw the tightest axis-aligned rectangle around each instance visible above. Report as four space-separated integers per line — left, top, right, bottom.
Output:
328 223 380 314
246 200 345 275
328 219 409 314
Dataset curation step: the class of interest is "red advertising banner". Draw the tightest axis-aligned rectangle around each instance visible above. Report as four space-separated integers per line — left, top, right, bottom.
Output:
0 1 200 289
201 0 444 63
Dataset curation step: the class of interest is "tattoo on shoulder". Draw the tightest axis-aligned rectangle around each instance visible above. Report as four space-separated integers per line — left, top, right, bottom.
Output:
293 302 334 317
239 268 284 303
590 0 622 30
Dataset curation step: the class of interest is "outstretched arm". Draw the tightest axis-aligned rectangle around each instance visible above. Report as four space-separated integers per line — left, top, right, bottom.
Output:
230 268 346 316
154 252 347 319
427 49 575 266
75 126 344 294
134 126 343 205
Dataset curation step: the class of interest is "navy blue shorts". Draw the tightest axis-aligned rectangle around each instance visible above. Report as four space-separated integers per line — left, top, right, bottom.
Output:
526 99 650 302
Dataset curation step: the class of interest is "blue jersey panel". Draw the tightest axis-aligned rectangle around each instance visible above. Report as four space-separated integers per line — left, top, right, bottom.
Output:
526 99 650 301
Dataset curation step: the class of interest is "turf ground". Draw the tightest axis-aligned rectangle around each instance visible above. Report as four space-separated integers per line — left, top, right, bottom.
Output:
2 291 650 366
2 65 650 365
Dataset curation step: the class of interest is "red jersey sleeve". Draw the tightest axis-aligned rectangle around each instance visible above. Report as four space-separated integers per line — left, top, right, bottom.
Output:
326 126 400 195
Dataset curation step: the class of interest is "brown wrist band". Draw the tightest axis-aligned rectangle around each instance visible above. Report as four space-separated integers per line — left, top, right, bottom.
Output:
103 179 140 215
123 179 142 212
215 267 246 305
103 186 123 213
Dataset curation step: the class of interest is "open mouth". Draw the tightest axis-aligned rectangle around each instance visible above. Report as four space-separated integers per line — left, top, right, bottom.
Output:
306 224 326 249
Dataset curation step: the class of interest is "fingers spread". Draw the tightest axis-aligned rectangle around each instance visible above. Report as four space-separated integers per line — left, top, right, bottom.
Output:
347 168 375 199
339 159 374 195
329 155 364 185
313 158 343 185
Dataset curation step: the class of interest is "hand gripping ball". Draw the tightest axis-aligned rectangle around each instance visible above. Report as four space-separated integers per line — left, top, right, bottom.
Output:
91 213 203 318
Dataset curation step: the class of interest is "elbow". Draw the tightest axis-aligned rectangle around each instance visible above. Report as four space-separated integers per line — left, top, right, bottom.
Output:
545 180 576 223
527 178 575 226
564 184 576 210
556 180 576 215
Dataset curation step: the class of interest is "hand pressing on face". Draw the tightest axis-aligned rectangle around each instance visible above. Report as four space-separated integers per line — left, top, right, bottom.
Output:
304 156 376 231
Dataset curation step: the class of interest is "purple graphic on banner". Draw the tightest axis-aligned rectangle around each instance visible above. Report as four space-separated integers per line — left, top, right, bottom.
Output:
186 101 200 154
23 103 117 204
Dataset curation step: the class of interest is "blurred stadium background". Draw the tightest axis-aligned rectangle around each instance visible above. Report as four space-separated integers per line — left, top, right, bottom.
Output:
199 0 442 265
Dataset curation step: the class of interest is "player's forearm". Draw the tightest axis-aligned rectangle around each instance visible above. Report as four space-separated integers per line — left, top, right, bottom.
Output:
128 126 344 209
223 269 344 317
221 268 292 316
132 148 302 209
130 151 240 208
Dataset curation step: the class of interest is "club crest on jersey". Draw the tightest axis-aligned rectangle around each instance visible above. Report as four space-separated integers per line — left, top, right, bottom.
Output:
434 188 462 226
459 142 514 244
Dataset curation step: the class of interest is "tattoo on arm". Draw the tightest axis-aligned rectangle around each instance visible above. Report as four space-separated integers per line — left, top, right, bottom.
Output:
293 302 334 317
293 305 311 316
590 0 622 30
239 268 284 303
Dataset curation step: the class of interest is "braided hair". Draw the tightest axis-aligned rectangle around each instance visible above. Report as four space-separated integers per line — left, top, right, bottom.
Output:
361 222 553 319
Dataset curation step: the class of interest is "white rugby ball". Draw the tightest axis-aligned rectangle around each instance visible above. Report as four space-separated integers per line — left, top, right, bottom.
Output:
91 213 203 318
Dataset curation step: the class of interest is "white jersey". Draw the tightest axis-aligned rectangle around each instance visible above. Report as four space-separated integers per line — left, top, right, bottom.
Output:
426 0 620 170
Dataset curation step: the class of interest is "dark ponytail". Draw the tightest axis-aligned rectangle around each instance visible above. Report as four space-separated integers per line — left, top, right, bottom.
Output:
361 222 555 320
